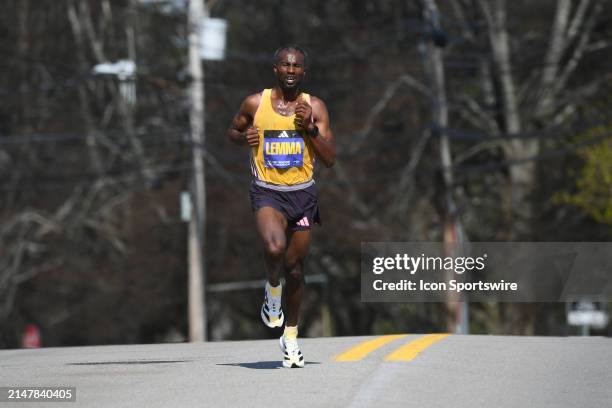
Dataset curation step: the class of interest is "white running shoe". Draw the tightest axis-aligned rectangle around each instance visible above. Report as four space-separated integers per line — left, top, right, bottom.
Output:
279 335 305 368
261 285 284 328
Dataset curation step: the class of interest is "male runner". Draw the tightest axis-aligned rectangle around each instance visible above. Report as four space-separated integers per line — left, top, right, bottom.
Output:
227 45 335 368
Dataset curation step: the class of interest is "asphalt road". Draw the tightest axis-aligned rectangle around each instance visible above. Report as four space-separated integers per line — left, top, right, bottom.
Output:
1 334 610 407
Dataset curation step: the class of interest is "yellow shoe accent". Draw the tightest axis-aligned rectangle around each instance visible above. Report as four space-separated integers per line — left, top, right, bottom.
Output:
283 326 298 341
267 282 282 297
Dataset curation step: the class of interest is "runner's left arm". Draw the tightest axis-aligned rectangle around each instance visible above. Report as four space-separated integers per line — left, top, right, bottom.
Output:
295 96 336 168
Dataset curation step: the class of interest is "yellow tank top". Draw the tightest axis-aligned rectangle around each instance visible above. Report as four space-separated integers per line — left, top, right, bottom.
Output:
251 89 315 186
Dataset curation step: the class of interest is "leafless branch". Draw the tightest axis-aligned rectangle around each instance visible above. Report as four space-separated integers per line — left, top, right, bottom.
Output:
535 0 571 114
78 0 106 63
550 104 577 128
348 74 429 154
454 140 506 165
455 95 500 135
565 0 592 45
330 161 372 220
554 1 602 97
390 129 433 217
449 0 475 43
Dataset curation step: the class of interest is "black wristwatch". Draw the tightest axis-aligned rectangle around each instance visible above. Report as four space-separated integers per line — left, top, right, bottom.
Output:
307 124 319 138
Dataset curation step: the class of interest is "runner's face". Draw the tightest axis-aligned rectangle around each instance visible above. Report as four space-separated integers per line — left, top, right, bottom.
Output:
274 50 305 90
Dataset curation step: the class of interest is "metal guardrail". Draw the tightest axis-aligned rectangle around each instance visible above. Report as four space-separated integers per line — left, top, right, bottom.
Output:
207 273 328 293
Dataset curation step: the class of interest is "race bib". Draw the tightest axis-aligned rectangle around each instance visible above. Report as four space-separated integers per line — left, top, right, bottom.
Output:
263 130 304 169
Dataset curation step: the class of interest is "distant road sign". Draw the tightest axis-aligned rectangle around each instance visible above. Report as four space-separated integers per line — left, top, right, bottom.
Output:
567 301 609 328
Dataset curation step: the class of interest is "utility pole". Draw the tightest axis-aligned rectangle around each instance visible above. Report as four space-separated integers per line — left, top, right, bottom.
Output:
187 0 207 342
421 0 469 334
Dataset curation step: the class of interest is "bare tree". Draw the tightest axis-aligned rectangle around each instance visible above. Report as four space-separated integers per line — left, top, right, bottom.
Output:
452 0 604 237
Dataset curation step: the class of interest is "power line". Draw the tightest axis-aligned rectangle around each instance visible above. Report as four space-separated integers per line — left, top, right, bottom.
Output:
2 116 608 148
0 129 187 145
2 127 609 190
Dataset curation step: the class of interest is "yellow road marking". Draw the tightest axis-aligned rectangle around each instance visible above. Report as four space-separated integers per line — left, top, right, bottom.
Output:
384 333 449 361
335 335 408 362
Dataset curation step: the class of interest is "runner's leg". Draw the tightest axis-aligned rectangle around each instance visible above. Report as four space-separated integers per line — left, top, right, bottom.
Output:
284 229 311 326
255 206 288 286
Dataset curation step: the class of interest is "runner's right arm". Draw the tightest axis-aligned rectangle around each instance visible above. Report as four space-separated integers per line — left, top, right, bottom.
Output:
227 93 261 146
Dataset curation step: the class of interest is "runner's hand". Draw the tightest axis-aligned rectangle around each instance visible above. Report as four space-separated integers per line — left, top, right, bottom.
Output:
243 126 259 147
294 97 312 130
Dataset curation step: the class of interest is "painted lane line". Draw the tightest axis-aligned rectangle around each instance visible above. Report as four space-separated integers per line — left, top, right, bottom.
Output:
384 333 449 362
335 335 408 362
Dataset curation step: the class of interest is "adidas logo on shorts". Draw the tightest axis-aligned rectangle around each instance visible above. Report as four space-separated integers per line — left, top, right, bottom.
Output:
296 216 310 227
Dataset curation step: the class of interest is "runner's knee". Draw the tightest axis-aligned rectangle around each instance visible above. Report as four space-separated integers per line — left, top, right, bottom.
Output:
264 238 286 258
286 261 304 282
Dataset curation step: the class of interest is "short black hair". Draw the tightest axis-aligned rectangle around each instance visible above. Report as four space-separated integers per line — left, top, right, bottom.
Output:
273 44 310 68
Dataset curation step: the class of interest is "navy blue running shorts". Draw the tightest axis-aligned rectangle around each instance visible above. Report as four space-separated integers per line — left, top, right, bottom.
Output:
249 182 321 232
